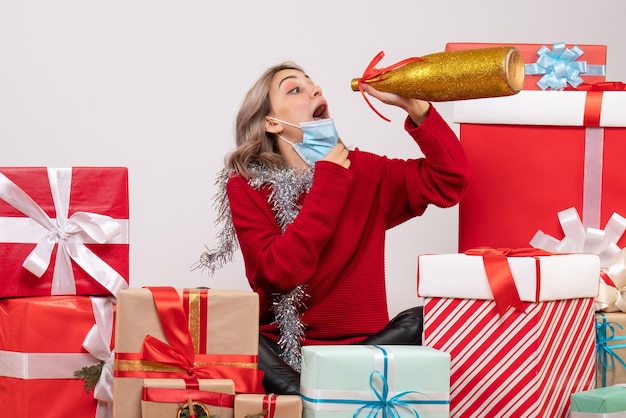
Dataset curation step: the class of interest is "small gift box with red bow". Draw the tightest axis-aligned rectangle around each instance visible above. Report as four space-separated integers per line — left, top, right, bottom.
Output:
113 287 265 418
0 167 129 298
0 295 115 418
234 394 302 418
141 378 235 418
417 250 601 418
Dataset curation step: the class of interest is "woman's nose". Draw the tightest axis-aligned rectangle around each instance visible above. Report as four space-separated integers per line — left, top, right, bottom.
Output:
311 85 322 97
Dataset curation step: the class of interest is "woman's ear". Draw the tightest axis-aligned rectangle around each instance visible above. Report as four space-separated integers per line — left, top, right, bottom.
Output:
265 118 282 134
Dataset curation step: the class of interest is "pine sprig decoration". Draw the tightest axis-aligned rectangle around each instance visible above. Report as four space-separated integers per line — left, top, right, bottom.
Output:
245 411 268 418
177 402 218 418
73 361 105 393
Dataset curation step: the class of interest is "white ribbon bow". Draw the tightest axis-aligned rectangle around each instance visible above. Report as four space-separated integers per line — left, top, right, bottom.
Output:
596 249 626 312
0 168 128 297
530 207 626 312
530 207 626 268
82 297 115 418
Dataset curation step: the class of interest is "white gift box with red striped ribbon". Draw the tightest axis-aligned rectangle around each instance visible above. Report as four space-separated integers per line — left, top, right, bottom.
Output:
417 251 601 418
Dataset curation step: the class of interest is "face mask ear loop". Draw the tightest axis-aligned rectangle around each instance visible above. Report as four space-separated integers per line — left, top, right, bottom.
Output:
276 134 296 146
266 116 301 130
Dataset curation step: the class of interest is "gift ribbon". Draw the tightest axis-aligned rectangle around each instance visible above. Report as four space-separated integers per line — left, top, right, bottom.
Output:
183 289 208 354
263 393 278 418
531 208 626 269
0 350 97 379
596 249 626 312
82 297 115 418
355 51 423 122
114 287 265 393
141 386 235 407
463 248 553 316
524 42 606 90
595 313 626 387
573 81 626 230
0 168 128 297
300 345 449 417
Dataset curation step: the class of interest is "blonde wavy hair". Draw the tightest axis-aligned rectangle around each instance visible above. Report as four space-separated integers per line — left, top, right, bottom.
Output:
226 62 305 179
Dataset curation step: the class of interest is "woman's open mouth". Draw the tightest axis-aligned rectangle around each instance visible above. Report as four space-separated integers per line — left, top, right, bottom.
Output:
313 103 328 120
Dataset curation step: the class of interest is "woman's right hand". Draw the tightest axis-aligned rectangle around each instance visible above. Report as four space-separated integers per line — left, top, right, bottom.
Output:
320 143 351 169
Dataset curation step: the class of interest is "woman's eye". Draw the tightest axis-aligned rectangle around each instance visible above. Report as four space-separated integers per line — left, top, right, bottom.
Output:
288 87 301 94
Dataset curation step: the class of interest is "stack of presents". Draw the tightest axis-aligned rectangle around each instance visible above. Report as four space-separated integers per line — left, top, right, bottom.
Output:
1 41 625 418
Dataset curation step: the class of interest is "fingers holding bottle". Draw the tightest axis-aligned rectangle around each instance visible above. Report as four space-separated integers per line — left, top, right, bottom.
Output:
363 83 430 125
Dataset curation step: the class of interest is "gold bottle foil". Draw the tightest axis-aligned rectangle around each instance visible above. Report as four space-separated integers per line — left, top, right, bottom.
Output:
351 46 525 101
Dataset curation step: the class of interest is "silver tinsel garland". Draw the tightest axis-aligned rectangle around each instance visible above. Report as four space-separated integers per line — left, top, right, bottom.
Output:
195 165 314 371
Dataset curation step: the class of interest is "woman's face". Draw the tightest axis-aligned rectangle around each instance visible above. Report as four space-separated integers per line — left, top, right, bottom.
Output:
266 69 329 142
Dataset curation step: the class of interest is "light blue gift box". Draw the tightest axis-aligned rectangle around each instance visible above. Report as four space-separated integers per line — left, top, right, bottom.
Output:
300 345 450 418
570 384 626 418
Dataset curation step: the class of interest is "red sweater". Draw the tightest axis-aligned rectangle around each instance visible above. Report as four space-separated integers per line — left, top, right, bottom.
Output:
227 107 470 345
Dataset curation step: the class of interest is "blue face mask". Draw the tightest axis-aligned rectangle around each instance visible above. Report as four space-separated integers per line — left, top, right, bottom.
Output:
268 117 339 166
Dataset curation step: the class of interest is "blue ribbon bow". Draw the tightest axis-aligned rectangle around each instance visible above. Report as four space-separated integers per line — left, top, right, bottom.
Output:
595 313 626 387
525 42 606 90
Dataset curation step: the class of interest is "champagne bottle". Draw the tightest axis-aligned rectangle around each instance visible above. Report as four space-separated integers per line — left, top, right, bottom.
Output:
351 46 525 102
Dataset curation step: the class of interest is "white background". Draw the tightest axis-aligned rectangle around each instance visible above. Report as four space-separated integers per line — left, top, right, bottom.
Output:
2 0 625 317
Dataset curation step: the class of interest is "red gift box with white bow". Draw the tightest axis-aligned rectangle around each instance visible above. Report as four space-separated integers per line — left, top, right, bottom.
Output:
450 72 626 257
0 167 129 297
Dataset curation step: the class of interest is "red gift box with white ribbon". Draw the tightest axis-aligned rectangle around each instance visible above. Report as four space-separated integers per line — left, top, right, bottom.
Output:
451 80 626 255
418 250 601 418
0 167 129 297
0 295 116 418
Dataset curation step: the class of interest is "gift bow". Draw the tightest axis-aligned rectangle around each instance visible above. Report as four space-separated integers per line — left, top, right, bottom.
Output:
464 247 554 317
595 312 626 387
136 287 265 393
352 369 421 417
531 208 626 312
82 297 115 418
596 249 626 312
530 207 626 269
141 287 212 378
0 168 128 297
355 51 422 122
525 42 606 90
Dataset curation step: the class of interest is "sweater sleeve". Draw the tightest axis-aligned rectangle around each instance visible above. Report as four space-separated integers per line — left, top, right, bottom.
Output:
381 105 471 228
227 162 354 293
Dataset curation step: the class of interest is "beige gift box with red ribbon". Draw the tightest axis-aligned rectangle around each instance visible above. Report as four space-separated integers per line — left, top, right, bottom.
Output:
234 393 303 418
141 378 235 418
113 287 264 418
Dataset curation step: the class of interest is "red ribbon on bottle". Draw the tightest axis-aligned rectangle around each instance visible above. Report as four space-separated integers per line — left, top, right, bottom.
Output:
356 51 423 122
464 247 554 317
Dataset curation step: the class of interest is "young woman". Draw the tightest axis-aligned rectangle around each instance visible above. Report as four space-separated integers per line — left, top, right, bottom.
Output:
197 62 471 394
